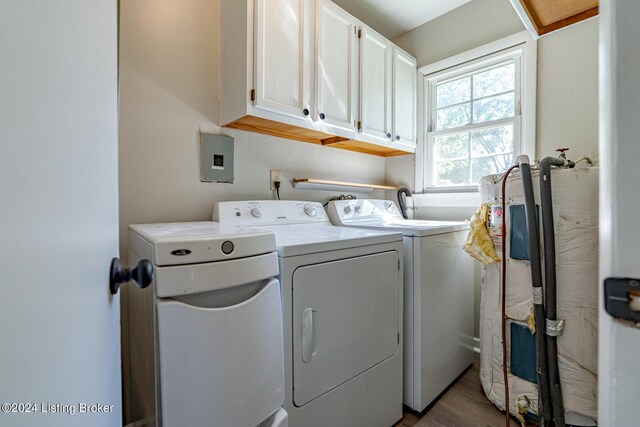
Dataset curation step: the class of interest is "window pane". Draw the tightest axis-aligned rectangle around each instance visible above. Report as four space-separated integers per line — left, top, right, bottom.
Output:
436 77 471 109
471 154 513 183
434 133 469 160
435 159 470 186
436 103 471 130
473 63 515 98
473 92 514 124
471 125 513 156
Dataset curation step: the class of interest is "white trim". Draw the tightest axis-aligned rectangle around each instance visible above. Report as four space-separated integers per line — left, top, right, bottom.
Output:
418 31 535 76
428 116 518 138
508 0 540 40
415 30 537 195
415 69 426 193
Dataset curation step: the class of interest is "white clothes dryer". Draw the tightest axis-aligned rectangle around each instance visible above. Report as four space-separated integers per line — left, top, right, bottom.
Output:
214 201 404 427
327 199 475 412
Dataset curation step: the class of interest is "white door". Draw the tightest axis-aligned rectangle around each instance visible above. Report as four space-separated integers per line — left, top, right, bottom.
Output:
392 48 417 149
292 252 400 407
254 0 314 120
599 0 640 425
0 2 121 427
316 0 358 133
359 26 393 144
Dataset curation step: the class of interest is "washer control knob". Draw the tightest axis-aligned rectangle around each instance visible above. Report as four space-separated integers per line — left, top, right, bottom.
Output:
304 204 318 217
221 241 234 255
251 207 263 218
354 205 362 213
344 206 352 215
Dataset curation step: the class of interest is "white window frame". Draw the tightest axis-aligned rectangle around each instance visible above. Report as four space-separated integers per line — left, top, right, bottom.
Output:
415 31 537 195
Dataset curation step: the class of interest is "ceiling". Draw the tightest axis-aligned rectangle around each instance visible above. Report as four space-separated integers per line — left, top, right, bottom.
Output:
510 0 598 37
332 0 472 39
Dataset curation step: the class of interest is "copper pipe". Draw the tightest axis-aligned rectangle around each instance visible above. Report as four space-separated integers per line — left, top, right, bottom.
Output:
500 165 519 427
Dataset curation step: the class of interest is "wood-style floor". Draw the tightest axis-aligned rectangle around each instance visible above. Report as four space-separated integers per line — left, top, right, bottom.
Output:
394 355 528 427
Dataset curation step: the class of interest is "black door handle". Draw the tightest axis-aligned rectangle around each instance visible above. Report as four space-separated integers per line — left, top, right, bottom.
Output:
110 258 153 295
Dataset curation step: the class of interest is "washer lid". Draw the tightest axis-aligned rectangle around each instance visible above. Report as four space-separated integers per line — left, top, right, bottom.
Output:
128 222 276 266
326 199 468 237
334 218 468 237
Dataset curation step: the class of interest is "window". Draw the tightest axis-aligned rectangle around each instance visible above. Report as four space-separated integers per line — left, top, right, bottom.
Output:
418 32 536 193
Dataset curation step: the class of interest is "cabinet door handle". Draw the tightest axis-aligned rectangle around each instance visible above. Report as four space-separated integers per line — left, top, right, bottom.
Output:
303 108 310 116
386 133 391 139
396 135 401 141
319 113 325 120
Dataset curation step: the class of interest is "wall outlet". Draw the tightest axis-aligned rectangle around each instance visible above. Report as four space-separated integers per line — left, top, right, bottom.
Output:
270 169 283 191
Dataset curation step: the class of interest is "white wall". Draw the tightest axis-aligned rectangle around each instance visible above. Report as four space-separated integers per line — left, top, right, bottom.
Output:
387 0 600 200
536 18 599 159
118 0 386 261
387 0 600 338
393 0 524 68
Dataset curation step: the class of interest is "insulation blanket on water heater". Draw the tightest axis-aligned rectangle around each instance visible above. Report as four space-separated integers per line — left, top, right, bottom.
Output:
478 167 598 420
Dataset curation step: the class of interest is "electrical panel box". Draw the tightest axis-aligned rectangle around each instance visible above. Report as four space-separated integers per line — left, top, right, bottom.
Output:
201 133 234 183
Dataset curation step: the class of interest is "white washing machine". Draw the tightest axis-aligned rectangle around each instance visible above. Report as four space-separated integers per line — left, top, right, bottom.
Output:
214 201 404 427
327 200 475 412
125 222 287 427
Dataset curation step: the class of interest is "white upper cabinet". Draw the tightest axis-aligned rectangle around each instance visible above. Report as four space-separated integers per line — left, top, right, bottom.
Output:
392 48 417 149
315 0 358 133
359 26 393 145
219 0 416 156
254 0 313 119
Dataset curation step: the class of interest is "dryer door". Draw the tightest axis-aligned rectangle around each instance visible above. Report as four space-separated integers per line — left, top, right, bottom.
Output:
292 251 400 406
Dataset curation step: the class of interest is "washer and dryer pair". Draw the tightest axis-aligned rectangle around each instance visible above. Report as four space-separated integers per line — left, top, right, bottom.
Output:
126 199 472 427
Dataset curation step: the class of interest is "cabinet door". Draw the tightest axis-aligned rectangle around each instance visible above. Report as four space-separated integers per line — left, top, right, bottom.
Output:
359 26 393 144
393 48 417 148
316 0 357 132
254 0 313 119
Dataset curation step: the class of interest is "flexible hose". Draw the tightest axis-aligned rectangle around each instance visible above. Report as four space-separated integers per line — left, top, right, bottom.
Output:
519 157 553 425
397 187 411 219
500 165 520 427
540 157 568 427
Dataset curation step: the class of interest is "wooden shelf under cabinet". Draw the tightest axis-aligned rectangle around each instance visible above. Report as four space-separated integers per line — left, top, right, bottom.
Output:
224 115 411 157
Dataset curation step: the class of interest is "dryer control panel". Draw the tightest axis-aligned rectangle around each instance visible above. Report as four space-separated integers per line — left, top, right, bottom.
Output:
214 200 330 226
327 200 403 225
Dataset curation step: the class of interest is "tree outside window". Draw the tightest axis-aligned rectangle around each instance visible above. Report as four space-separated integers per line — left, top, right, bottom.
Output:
426 59 521 190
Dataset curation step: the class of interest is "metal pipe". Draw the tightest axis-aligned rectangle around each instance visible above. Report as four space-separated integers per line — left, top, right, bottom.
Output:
574 156 594 166
518 155 553 425
539 157 567 427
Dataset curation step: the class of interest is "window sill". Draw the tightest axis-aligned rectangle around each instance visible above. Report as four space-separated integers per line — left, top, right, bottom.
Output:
412 190 480 208
424 186 479 194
